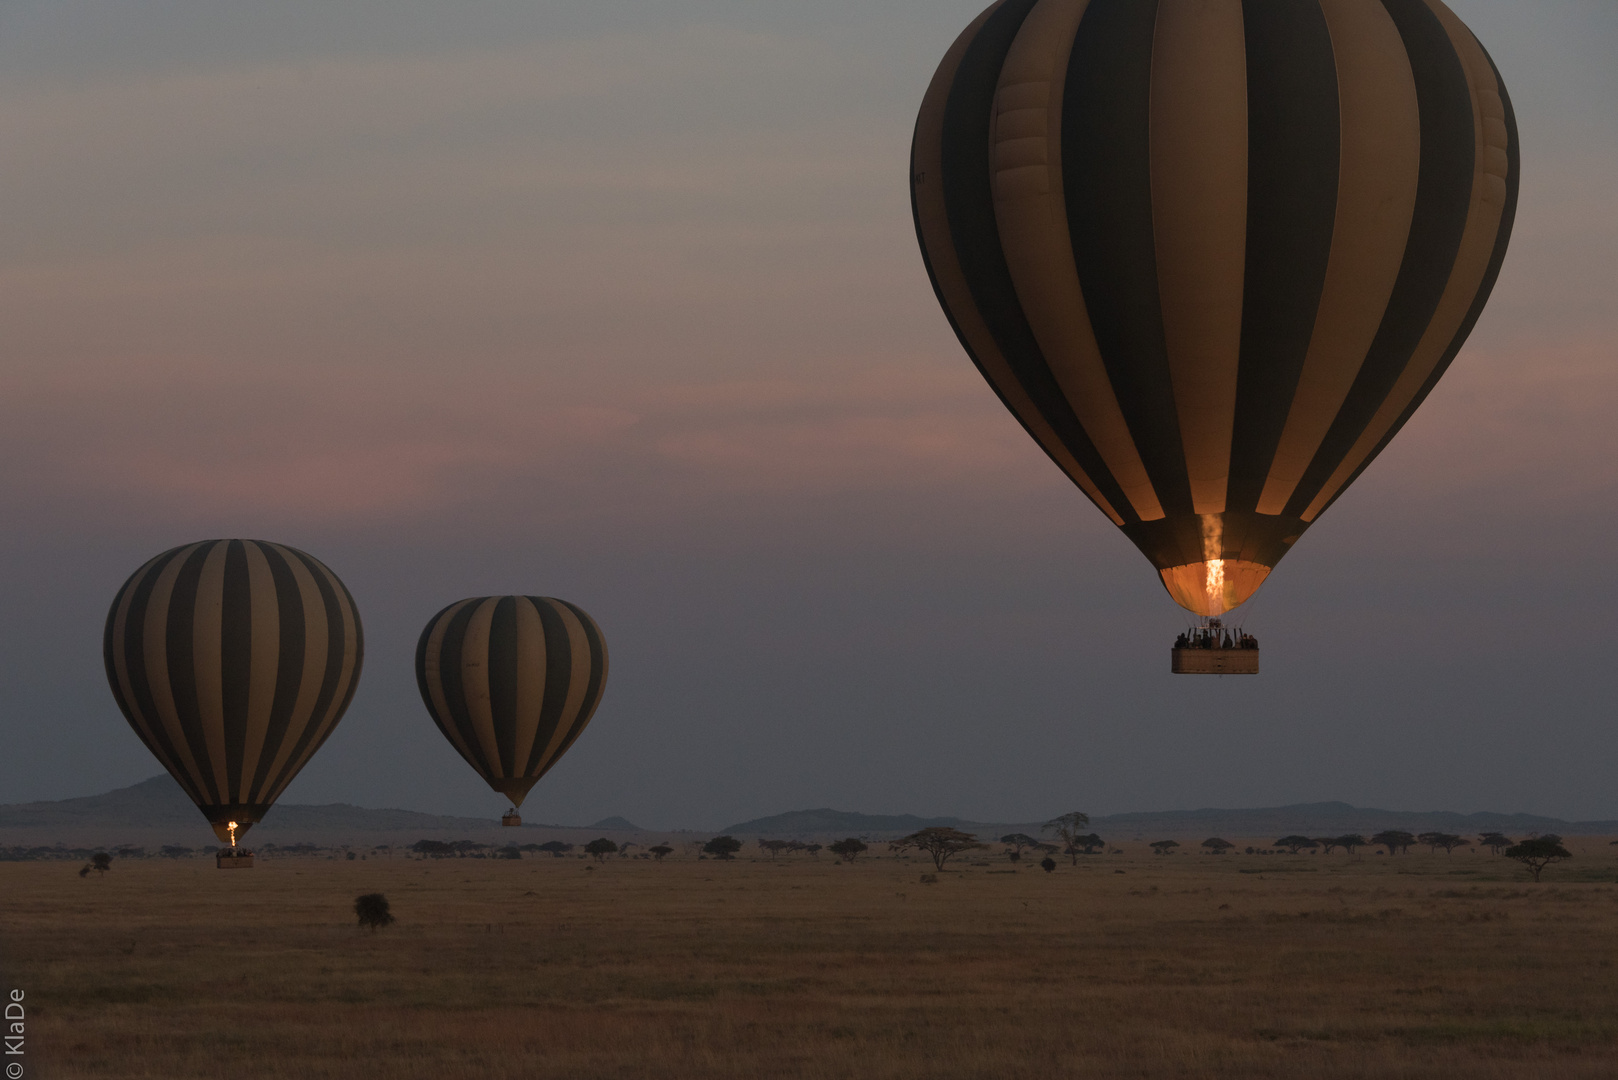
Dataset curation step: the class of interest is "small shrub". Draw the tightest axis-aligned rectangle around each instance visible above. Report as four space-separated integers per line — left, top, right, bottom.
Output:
1040 857 1057 873
355 893 395 930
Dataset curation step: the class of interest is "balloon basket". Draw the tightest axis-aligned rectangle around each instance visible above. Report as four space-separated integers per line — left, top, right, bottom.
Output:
1172 648 1259 675
501 811 522 827
216 850 255 869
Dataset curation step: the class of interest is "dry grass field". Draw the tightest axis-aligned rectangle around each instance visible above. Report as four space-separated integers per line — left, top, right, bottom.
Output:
5 844 1618 1079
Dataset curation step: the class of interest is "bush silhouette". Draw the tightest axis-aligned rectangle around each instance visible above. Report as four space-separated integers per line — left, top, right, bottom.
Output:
703 836 743 860
355 893 395 930
1040 857 1057 873
584 838 619 861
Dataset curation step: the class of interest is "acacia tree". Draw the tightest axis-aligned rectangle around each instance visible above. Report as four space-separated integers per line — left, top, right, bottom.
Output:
893 827 984 872
1149 840 1179 855
536 841 573 858
1336 834 1368 854
1417 832 1471 854
758 839 791 859
703 836 743 860
91 853 112 875
1479 832 1512 854
1314 837 1340 854
1370 830 1416 855
828 838 867 863
1275 835 1318 854
1043 812 1091 866
1504 837 1571 882
584 838 619 861
1001 833 1040 861
649 844 673 861
1201 838 1234 855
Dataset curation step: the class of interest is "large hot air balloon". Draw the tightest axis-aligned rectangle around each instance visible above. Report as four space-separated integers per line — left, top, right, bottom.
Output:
103 540 364 855
912 0 1517 618
415 596 608 825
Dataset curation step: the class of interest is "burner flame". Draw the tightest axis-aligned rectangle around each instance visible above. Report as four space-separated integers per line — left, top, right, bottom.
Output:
1200 515 1225 611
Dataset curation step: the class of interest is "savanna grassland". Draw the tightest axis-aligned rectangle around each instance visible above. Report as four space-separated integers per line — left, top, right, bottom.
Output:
5 843 1618 1079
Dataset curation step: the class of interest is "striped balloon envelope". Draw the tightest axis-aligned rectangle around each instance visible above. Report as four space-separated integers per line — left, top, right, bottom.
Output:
414 596 608 813
912 0 1518 615
103 540 364 843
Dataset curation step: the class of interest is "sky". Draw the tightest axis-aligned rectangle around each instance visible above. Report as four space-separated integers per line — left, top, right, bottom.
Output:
0 0 1614 831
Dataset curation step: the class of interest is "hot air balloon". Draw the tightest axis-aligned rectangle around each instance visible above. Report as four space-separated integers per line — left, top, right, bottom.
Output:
415 596 608 825
103 540 364 864
912 0 1518 644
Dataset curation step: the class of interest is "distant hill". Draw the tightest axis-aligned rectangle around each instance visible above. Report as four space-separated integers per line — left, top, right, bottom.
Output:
1088 802 1618 838
590 816 642 831
7 781 1616 848
0 777 669 848
723 808 1014 837
723 803 1618 839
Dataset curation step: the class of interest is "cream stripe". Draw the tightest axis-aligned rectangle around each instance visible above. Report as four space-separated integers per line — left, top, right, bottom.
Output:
532 600 590 772
1150 0 1248 515
191 541 230 801
460 598 503 777
239 542 280 803
1256 0 1420 514
913 1 1126 526
255 546 330 790
993 0 1165 521
110 552 191 789
511 598 547 773
1301 1 1508 522
423 600 482 766
142 545 208 792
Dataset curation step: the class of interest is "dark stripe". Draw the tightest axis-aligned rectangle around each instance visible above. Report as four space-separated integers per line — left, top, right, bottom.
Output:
260 549 347 797
434 600 489 775
249 543 307 801
930 0 1140 523
543 600 608 773
103 551 203 805
1227 0 1340 512
1284 0 1475 517
219 540 252 799
1314 42 1519 520
524 598 576 776
486 596 520 776
1062 0 1191 517
164 542 221 805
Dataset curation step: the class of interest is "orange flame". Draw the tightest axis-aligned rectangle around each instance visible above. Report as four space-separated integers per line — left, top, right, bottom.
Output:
1200 515 1225 611
227 821 239 848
